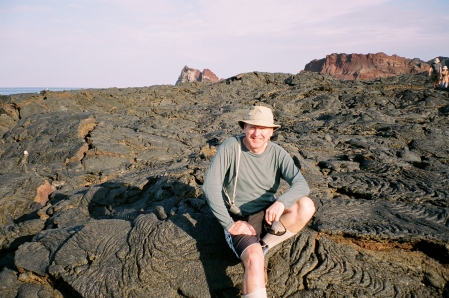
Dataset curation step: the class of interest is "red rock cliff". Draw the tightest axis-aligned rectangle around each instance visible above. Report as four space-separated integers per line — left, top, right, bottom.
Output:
176 66 220 85
304 52 430 80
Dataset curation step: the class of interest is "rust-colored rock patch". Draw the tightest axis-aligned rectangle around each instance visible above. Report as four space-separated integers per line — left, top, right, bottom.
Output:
34 180 56 206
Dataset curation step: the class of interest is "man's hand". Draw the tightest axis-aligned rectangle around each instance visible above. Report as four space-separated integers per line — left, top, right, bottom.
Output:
227 220 256 236
265 201 285 225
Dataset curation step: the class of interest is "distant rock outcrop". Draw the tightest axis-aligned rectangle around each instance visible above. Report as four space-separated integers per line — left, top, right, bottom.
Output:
304 52 430 80
175 66 220 85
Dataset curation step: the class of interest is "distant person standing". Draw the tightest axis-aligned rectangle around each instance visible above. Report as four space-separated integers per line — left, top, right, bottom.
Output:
429 58 442 89
441 66 448 89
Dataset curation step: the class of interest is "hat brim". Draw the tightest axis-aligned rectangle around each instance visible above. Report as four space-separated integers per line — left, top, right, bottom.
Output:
238 120 281 130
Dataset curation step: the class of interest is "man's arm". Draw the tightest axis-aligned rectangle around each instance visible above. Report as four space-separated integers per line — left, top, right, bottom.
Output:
264 152 310 224
275 151 310 210
202 139 236 231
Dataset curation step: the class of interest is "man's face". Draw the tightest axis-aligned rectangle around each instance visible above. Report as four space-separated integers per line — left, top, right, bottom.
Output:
243 124 274 154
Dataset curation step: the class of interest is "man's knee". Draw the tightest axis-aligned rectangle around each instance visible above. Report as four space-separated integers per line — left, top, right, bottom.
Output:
241 244 264 270
290 196 316 220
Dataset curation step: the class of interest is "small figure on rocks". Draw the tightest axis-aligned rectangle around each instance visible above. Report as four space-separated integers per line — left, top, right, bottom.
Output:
20 150 29 172
440 65 448 89
429 57 442 89
202 106 315 298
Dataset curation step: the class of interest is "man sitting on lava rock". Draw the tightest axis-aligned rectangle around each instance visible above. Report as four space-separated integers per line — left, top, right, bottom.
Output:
202 106 316 298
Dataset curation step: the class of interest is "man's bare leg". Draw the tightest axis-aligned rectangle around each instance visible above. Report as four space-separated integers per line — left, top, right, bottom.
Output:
240 244 267 297
280 196 315 233
262 196 315 252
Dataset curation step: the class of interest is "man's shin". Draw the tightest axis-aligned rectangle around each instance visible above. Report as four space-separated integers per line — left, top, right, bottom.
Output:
261 230 295 255
243 287 267 298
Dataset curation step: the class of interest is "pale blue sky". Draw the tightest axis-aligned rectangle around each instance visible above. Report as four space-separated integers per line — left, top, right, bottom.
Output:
1 0 448 88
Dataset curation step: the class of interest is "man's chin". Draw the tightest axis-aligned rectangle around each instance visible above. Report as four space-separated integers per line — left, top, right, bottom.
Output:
249 143 264 150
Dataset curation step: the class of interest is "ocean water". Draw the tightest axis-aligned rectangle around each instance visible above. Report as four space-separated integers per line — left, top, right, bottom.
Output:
0 87 81 95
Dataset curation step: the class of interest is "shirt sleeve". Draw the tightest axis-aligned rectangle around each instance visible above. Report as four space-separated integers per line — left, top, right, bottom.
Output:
202 139 235 230
276 150 310 209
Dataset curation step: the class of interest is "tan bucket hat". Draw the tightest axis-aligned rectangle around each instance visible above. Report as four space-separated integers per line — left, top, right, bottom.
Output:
238 106 281 130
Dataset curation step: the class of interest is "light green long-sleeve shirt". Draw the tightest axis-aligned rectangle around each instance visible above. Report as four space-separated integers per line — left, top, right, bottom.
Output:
202 136 310 230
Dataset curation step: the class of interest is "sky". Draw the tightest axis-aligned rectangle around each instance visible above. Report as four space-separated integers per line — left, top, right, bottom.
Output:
1 0 448 88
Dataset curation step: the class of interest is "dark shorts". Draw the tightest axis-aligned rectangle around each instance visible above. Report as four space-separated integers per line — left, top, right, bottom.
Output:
224 210 267 259
432 73 440 83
